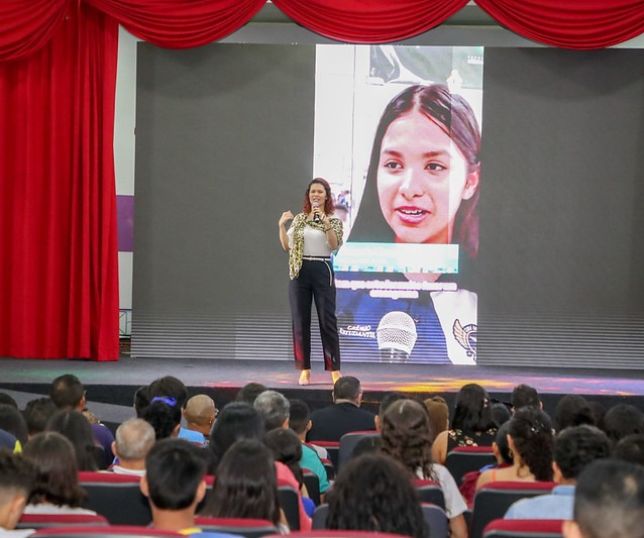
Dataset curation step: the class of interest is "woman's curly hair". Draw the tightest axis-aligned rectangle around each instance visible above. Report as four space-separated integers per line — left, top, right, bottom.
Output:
380 398 436 481
509 407 554 481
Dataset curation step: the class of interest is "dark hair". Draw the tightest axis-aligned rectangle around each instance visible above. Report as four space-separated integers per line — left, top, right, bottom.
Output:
602 404 644 444
327 453 427 538
253 391 290 431
511 384 540 410
554 395 595 432
302 178 334 216
24 431 86 507
491 402 512 428
201 439 280 524
424 396 449 441
46 410 100 471
0 451 36 497
451 383 496 433
142 400 181 441
554 425 610 480
495 422 513 465
573 459 644 538
208 402 265 473
0 393 18 408
288 399 310 435
133 385 150 418
145 439 206 510
613 434 644 466
379 392 408 418
50 374 84 410
508 407 554 482
0 404 28 446
23 398 58 437
381 399 434 480
236 383 267 405
333 376 361 401
264 428 304 488
349 84 480 259
148 376 188 409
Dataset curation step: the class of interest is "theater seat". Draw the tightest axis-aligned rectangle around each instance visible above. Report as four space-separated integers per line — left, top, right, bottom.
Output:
302 469 321 506
470 482 557 538
264 531 409 538
483 518 564 538
195 517 279 538
308 442 339 470
32 525 183 538
412 479 446 510
337 431 380 470
18 514 109 529
445 446 496 485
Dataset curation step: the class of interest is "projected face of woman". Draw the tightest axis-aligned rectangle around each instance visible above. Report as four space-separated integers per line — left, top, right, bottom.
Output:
377 109 477 244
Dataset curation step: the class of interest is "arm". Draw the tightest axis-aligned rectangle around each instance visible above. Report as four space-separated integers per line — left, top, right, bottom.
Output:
321 215 342 250
278 211 294 251
449 514 469 538
432 430 449 464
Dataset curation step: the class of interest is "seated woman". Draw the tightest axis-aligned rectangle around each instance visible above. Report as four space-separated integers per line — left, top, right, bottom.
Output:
327 452 427 538
22 432 96 515
381 399 468 538
46 410 102 471
200 439 287 531
432 383 497 464
476 407 554 490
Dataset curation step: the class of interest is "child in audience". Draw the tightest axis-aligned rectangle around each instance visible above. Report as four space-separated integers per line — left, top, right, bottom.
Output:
0 452 36 537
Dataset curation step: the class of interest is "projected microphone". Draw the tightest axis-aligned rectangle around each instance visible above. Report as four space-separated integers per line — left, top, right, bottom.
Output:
376 311 418 363
312 200 321 223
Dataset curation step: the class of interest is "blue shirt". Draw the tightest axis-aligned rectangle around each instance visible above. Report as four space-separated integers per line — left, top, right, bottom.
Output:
504 485 575 520
179 427 206 446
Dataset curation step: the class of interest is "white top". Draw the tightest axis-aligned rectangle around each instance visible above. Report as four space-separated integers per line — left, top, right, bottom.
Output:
110 465 146 477
417 464 467 519
287 225 333 257
0 529 35 538
23 503 97 516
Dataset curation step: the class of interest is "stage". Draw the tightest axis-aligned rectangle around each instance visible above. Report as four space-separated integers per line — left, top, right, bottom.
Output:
0 356 642 431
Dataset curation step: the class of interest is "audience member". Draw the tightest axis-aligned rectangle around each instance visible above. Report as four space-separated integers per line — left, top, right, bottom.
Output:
140 438 207 532
111 418 156 476
563 459 644 538
424 396 449 442
200 439 286 530
182 395 217 446
491 402 512 427
511 384 541 411
587 400 606 431
22 432 96 515
142 399 181 440
505 425 610 519
326 453 427 538
602 404 644 445
307 377 375 442
133 386 150 418
554 395 594 432
0 452 36 538
235 383 268 405
0 405 28 447
477 406 554 490
287 399 330 494
22 399 57 439
46 410 101 471
49 374 114 467
0 429 21 454
375 392 408 432
381 399 467 538
0 394 18 409
613 434 644 466
433 383 497 464
254 391 290 431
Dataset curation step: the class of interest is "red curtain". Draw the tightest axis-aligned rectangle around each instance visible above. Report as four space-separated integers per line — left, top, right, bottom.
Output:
0 2 119 360
272 0 469 43
86 0 266 48
476 0 644 49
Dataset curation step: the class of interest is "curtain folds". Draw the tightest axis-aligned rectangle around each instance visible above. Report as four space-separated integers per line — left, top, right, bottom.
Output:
271 0 469 43
476 0 644 49
0 2 119 360
85 0 266 48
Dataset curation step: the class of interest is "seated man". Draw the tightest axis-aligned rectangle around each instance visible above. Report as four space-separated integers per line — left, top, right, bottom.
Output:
307 377 375 442
505 425 610 520
182 395 217 446
563 459 644 538
140 438 208 533
254 391 290 431
0 452 36 537
110 418 156 476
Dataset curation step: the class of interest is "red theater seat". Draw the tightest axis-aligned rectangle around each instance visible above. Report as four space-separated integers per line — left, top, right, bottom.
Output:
483 518 564 538
194 517 279 538
470 482 557 538
337 431 380 470
412 479 446 510
265 531 409 538
445 446 496 485
18 514 109 529
309 441 339 470
32 526 182 538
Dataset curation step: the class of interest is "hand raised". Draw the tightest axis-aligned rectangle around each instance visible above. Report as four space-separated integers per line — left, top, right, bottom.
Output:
278 210 294 226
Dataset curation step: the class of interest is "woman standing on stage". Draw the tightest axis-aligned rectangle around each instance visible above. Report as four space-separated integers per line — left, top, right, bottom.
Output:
278 178 343 386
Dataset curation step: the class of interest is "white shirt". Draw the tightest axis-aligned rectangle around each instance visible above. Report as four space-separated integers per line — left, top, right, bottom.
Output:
287 225 333 257
23 503 97 516
417 464 467 519
110 465 146 477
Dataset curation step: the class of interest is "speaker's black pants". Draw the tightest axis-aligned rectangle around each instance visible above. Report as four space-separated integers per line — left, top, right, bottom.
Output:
289 259 341 371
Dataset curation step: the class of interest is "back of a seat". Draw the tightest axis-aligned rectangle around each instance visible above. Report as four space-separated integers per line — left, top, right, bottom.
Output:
483 518 564 538
195 516 278 538
311 504 329 530
470 482 557 538
421 503 448 538
337 431 380 471
303 469 321 506
310 441 340 470
277 483 301 531
445 446 496 485
32 525 182 538
18 514 109 529
79 472 152 526
264 532 408 538
412 479 446 510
